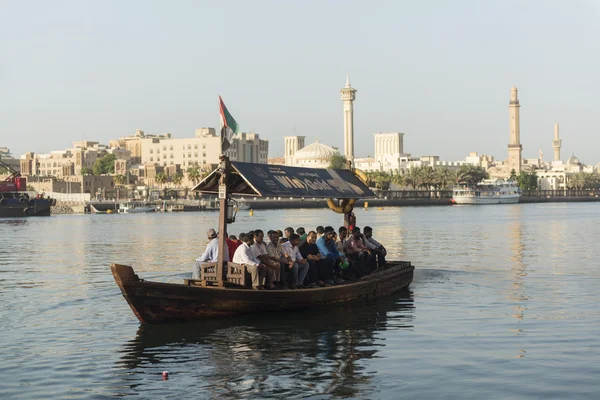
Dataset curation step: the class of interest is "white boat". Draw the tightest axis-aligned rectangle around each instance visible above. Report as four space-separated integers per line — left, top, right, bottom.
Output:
118 202 157 213
452 179 521 205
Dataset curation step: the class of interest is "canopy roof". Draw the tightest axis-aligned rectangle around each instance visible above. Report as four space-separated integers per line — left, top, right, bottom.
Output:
192 162 374 199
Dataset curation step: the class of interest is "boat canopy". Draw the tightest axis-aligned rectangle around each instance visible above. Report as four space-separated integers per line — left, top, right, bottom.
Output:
192 162 375 199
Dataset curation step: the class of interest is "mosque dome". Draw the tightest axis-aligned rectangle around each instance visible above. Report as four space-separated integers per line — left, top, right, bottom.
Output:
294 141 339 161
567 155 581 165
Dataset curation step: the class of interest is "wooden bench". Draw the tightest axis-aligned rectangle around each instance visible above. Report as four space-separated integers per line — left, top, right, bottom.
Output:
185 261 250 288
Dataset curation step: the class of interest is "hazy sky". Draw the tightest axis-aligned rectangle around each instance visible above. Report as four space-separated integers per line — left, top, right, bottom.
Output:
1 0 599 164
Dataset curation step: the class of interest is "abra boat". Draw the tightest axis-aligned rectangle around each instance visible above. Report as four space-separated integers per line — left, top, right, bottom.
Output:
0 159 54 217
112 161 414 324
452 179 521 205
118 201 157 213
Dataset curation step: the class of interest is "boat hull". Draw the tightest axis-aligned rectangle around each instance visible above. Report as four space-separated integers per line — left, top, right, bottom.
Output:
452 195 521 205
0 197 53 217
111 262 414 324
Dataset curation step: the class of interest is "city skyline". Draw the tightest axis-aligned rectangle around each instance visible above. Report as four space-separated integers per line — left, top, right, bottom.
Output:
1 1 599 163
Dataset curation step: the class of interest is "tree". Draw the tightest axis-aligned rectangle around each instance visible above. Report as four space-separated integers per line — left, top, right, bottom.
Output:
419 166 437 189
435 167 455 189
155 172 167 188
27 185 35 191
374 173 391 190
80 167 93 175
568 172 599 190
328 154 349 169
92 154 116 175
187 166 202 185
516 171 538 190
391 173 405 188
455 165 489 186
114 174 126 186
172 172 184 187
509 169 517 181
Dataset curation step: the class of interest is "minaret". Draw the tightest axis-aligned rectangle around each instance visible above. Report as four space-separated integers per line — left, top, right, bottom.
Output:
508 86 522 174
552 122 562 161
340 76 357 165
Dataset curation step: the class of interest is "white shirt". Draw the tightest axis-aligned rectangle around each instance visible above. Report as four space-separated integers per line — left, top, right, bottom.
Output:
251 241 268 259
365 236 382 250
197 237 229 262
283 241 303 262
233 242 260 267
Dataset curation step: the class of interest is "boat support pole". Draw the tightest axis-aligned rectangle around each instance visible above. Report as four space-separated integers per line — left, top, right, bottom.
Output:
216 154 230 287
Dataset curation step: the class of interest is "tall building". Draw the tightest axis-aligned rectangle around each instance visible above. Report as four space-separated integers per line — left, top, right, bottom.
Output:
340 76 357 165
109 129 172 164
552 122 562 162
508 86 522 174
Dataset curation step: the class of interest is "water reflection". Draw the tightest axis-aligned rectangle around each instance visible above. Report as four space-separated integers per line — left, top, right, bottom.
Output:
116 292 414 398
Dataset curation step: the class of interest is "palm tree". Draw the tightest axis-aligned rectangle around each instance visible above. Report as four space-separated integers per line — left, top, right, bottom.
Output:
328 154 349 169
374 173 391 190
155 172 167 188
391 173 405 188
187 166 202 185
404 167 421 189
435 167 454 189
419 166 437 189
172 172 184 187
456 165 489 186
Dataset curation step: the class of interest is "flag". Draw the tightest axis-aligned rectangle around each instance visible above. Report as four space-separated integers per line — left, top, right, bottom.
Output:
219 96 239 152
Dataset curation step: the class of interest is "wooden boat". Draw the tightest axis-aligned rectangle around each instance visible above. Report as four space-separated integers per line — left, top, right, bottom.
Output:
111 261 413 324
111 99 414 324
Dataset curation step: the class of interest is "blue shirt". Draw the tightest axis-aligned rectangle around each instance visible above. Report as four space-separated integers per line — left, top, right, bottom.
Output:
316 236 340 259
198 238 229 262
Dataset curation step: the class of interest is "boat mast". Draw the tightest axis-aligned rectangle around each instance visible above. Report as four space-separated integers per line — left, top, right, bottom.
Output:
216 154 229 287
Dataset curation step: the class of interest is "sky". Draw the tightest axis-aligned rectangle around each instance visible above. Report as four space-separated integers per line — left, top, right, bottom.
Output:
1 0 600 164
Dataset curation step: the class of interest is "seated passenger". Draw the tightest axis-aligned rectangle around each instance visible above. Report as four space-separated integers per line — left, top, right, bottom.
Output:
316 225 325 240
232 231 266 290
283 227 294 243
251 229 278 289
267 230 292 289
316 226 352 282
197 228 229 263
299 230 335 286
227 234 240 263
297 227 307 243
282 233 309 289
363 226 387 270
337 226 348 253
346 227 371 276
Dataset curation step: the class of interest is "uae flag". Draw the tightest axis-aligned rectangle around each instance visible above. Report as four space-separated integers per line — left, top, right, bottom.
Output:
219 96 239 152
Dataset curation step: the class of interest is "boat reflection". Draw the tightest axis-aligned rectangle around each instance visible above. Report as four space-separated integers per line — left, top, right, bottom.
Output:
116 291 414 398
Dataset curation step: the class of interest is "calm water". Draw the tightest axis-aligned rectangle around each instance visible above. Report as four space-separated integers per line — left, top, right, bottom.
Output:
1 204 599 399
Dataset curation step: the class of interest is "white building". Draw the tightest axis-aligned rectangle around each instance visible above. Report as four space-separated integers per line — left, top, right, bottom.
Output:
139 128 268 169
284 137 339 168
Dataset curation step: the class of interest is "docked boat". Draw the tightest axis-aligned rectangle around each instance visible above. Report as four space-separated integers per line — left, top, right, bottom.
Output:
0 159 54 217
118 202 157 213
452 179 521 205
112 160 414 324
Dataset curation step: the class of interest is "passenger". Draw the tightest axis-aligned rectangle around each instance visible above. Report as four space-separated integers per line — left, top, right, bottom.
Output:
316 226 351 281
251 229 278 289
266 230 292 289
277 229 287 243
337 226 348 253
282 233 309 289
283 227 294 243
297 227 307 242
227 234 240 263
232 231 266 290
346 227 371 276
363 226 387 270
197 228 229 263
316 226 325 240
299 230 336 286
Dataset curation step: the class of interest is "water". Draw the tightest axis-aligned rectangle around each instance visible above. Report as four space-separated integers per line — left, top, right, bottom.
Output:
1 203 599 399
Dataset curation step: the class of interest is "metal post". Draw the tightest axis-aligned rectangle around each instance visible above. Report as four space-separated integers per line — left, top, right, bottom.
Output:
216 155 229 287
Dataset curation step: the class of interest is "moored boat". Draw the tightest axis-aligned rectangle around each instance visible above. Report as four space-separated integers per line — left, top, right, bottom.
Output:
118 201 157 213
452 179 521 205
0 159 54 217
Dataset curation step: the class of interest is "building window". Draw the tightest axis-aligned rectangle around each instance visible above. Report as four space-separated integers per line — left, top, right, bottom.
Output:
203 152 206 158
150 157 153 162
150 149 153 154
188 145 191 150
170 154 174 159
194 153 198 158
170 145 173 150
194 144 198 150
163 146 166 151
183 154 185 158
188 153 192 158
202 144 206 149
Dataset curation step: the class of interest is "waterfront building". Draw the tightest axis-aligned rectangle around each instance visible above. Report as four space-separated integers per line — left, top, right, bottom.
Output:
283 137 339 168
19 142 131 178
27 174 115 195
0 147 20 173
109 129 172 164
138 128 268 168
